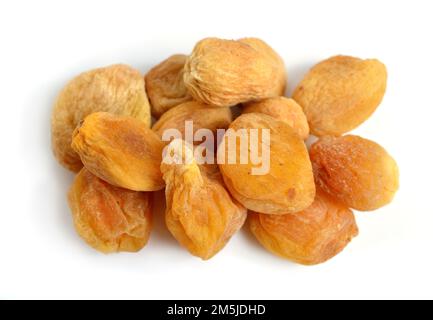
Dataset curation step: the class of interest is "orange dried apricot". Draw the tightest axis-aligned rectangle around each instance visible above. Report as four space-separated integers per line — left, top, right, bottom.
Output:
72 112 165 192
293 55 387 136
310 135 399 211
250 189 358 265
161 139 247 260
152 101 232 142
218 113 315 214
243 97 309 140
68 168 152 253
145 54 192 118
184 38 286 107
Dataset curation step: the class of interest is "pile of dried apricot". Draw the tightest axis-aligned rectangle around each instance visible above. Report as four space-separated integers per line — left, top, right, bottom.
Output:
51 37 399 265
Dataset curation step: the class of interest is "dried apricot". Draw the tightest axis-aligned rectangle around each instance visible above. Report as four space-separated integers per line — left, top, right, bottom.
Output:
250 189 358 265
184 37 286 107
68 168 152 253
152 101 232 142
243 97 309 140
292 55 387 136
161 139 247 260
52 64 151 172
218 113 315 214
310 135 399 211
72 112 165 192
238 37 286 96
145 54 192 118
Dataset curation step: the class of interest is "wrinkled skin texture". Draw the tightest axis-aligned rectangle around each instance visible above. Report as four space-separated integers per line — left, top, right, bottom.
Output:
310 135 399 211
145 54 192 118
250 189 359 265
52 64 151 172
68 168 152 253
292 55 387 136
218 113 315 214
184 37 286 107
243 97 309 140
161 139 247 260
72 112 165 192
152 101 232 143
238 38 286 97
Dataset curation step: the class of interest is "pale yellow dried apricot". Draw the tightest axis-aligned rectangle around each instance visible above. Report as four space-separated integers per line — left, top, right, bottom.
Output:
184 37 286 107
152 101 232 142
72 112 165 192
218 113 315 214
250 189 358 265
310 135 399 211
145 54 192 118
52 64 151 172
161 139 247 260
68 168 152 253
292 55 387 136
243 97 309 140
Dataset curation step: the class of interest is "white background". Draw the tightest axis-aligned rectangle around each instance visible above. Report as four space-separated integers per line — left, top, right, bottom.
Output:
0 0 432 300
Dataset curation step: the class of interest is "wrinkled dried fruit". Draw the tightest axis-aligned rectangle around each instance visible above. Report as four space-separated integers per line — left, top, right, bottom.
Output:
145 54 192 118
161 139 247 260
184 37 286 107
243 97 309 140
250 189 358 265
52 64 151 172
238 37 286 96
218 113 315 214
72 112 165 191
292 55 387 136
310 135 399 211
68 168 152 253
152 101 232 142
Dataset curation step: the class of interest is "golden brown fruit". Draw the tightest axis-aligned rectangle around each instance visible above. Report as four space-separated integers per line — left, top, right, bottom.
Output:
292 55 387 136
161 139 247 260
250 189 359 265
72 112 165 192
152 101 232 143
184 37 286 107
52 64 151 172
218 113 315 214
310 135 399 211
243 97 309 140
145 54 192 118
238 37 286 96
68 168 152 253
